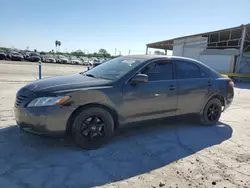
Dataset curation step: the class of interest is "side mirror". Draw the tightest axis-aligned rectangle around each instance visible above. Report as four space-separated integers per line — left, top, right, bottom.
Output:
131 74 148 83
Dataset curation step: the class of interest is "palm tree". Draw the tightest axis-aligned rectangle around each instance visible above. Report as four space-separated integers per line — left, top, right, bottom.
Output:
58 41 61 52
55 40 58 52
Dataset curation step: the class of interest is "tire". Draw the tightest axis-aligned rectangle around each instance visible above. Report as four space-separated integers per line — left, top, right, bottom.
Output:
199 98 222 125
71 107 114 150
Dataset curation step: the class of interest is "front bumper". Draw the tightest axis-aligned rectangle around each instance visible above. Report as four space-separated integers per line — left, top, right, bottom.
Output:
14 105 76 137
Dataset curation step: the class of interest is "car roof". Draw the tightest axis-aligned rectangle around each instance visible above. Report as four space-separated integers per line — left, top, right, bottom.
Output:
122 55 200 62
124 55 221 78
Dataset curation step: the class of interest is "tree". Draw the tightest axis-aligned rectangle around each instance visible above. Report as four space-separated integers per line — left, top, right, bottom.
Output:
104 53 111 58
154 50 165 55
55 40 58 51
58 41 61 52
98 48 107 55
55 40 61 52
71 50 84 56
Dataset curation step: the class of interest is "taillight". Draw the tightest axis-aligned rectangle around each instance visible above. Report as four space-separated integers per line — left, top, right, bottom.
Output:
229 80 234 88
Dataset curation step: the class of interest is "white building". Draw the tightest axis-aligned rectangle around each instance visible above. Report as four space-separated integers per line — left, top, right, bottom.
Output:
146 24 250 76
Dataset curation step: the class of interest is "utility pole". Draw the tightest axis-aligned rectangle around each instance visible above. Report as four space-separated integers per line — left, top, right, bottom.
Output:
128 50 131 55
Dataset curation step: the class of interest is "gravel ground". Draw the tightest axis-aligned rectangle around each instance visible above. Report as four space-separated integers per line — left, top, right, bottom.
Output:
0 60 250 188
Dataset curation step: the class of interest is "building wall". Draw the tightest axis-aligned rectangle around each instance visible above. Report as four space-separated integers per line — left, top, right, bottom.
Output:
170 31 250 74
199 55 233 72
173 36 207 60
172 36 237 73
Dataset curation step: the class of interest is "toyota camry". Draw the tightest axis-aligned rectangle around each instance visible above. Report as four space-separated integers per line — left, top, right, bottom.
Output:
14 55 234 150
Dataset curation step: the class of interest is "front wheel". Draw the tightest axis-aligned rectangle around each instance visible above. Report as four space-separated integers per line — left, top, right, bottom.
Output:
71 107 114 150
199 98 222 125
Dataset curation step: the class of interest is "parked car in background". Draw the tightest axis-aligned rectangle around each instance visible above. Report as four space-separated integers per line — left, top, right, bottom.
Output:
27 52 41 62
9 52 24 61
70 56 82 65
88 57 97 66
56 55 69 64
92 59 108 67
43 54 56 63
22 52 31 60
0 51 7 60
14 55 234 150
80 57 91 66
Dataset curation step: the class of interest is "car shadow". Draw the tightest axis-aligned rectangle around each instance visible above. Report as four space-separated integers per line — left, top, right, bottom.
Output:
0 119 232 188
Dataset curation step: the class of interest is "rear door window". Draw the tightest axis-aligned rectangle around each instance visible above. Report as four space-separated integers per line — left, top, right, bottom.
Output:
175 60 209 79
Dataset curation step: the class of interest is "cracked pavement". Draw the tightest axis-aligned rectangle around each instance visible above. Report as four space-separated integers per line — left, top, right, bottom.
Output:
0 61 250 188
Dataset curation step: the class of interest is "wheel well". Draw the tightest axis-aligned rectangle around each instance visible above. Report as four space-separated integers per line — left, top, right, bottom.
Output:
66 103 119 135
200 94 225 115
211 95 225 107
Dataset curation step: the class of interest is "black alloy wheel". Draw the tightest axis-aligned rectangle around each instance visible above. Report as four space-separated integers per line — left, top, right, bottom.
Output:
80 115 106 141
71 107 114 150
207 104 219 121
200 98 222 125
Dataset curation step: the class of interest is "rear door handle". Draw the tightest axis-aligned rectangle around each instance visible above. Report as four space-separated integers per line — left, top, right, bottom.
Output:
207 81 212 87
169 85 175 91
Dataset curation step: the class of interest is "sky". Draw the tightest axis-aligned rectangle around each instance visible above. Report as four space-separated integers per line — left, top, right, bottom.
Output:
0 0 250 55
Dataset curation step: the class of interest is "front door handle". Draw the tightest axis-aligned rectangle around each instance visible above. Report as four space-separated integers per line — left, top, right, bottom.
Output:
207 81 212 87
169 85 175 91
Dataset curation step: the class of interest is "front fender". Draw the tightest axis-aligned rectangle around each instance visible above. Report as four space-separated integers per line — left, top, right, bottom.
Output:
58 87 122 114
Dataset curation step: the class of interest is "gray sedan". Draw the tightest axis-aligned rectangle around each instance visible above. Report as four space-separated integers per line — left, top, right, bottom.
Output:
14 55 234 150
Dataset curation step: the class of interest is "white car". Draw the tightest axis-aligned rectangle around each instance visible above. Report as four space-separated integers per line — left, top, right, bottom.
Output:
56 55 69 64
80 57 91 66
70 57 83 65
88 60 94 66
43 55 56 63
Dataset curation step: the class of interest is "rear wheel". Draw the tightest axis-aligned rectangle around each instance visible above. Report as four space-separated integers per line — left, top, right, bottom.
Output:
71 107 114 150
199 98 222 125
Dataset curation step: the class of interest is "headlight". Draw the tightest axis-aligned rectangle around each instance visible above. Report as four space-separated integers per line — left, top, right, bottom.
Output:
27 96 70 107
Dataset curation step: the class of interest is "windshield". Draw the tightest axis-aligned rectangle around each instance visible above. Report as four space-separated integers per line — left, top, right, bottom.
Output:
58 55 66 58
45 55 53 58
12 53 21 56
83 57 144 80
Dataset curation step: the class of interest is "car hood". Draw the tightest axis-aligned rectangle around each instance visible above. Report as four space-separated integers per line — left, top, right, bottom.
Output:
23 73 112 93
60 58 68 61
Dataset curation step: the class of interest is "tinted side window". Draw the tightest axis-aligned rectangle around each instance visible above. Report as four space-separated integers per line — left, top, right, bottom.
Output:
141 61 173 81
200 68 210 78
176 61 209 79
